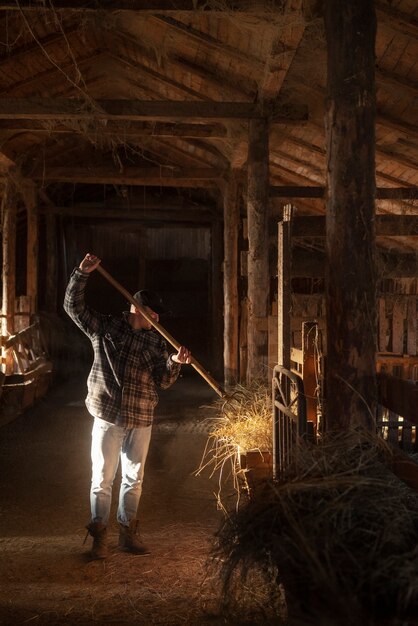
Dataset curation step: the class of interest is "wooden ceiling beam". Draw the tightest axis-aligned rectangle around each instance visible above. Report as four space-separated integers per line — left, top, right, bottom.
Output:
292 247 418 279
292 214 418 237
270 186 418 200
28 165 224 186
0 98 265 121
0 0 289 12
39 205 213 222
0 119 227 138
0 98 307 124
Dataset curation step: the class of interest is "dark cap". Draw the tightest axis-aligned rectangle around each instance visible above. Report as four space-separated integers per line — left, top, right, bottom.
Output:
133 289 166 314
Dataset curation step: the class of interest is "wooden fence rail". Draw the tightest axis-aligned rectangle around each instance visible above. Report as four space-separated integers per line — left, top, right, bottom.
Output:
0 320 52 423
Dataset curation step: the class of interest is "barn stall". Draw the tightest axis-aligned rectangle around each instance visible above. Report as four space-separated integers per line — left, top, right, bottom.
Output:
0 0 418 624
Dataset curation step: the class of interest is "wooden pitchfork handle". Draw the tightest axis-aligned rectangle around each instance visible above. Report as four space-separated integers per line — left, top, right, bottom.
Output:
96 264 225 398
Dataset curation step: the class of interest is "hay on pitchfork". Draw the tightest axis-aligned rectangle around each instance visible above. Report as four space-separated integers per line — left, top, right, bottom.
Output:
196 381 272 507
212 428 418 625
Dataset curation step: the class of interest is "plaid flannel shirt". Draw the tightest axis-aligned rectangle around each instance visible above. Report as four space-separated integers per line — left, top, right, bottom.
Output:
64 268 181 428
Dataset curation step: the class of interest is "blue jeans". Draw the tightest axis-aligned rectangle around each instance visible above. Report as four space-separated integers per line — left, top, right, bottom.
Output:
90 416 152 526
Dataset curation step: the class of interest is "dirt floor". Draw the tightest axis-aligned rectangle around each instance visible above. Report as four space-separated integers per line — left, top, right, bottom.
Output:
0 371 280 626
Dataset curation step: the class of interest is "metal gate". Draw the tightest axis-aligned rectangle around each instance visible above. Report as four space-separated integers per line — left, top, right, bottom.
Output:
272 365 307 479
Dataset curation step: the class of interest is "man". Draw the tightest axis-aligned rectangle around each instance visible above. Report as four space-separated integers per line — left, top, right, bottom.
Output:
64 253 191 559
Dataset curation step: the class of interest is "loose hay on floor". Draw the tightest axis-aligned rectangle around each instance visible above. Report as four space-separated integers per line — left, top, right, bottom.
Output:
213 430 418 626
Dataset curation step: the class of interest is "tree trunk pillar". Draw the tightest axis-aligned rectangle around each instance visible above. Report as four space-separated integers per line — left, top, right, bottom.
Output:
277 205 292 370
23 183 39 315
211 216 224 379
247 118 270 383
324 0 377 431
223 174 240 387
45 211 58 312
1 183 17 372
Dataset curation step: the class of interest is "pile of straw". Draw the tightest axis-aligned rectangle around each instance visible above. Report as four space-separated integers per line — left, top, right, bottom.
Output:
196 381 272 504
213 430 418 625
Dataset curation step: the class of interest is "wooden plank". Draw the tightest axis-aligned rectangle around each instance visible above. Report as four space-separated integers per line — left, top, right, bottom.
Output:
377 373 418 426
378 297 389 352
268 315 278 374
392 298 406 354
377 67 418 101
407 298 417 357
302 321 319 431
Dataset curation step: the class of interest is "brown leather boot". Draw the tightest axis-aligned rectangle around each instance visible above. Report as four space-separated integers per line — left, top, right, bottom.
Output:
119 519 150 555
85 521 108 560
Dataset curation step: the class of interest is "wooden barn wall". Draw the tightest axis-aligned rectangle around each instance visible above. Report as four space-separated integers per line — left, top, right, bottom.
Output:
58 219 212 367
269 278 418 368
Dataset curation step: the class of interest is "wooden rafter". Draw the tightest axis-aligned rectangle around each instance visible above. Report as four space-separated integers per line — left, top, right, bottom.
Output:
0 0 291 12
375 0 418 39
110 51 209 101
27 165 224 186
150 14 266 72
292 214 418 237
377 67 418 101
270 187 418 200
0 120 228 138
2 52 104 96
0 25 82 69
0 98 265 120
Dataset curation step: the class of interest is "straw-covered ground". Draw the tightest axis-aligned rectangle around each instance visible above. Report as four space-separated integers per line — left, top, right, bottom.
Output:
0 374 282 625
2 374 418 625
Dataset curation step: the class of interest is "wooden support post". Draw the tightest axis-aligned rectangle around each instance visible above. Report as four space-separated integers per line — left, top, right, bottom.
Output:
246 117 269 383
223 175 240 387
278 205 292 370
45 211 58 312
324 0 377 431
211 217 224 379
40 189 58 313
1 182 17 373
239 297 248 384
136 225 148 291
302 321 318 433
22 183 39 314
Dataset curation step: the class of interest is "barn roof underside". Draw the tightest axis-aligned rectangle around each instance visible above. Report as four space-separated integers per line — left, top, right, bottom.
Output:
0 0 417 266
